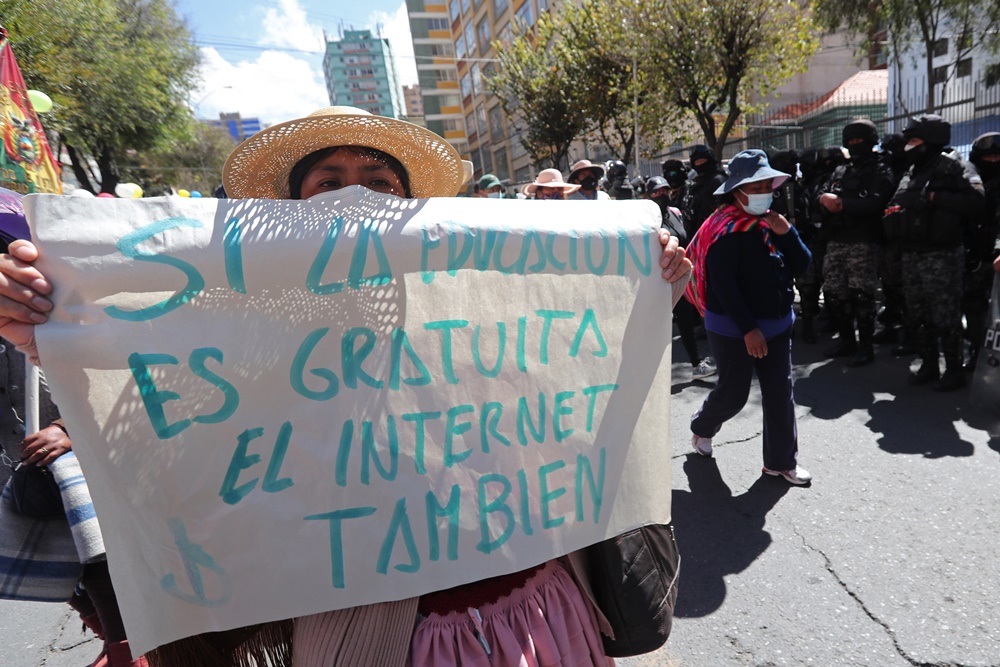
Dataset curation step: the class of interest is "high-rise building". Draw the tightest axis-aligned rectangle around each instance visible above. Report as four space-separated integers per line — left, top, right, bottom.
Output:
206 113 263 143
323 29 405 118
403 84 425 118
407 0 554 187
405 2 466 158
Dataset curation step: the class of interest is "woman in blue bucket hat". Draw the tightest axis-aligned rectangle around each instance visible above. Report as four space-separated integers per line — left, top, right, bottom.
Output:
683 149 814 485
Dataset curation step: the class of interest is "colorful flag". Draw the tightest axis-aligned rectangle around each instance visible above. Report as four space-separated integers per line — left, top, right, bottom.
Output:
0 29 61 194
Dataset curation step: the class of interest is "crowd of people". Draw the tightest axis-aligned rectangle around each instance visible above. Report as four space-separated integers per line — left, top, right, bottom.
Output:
1 104 998 666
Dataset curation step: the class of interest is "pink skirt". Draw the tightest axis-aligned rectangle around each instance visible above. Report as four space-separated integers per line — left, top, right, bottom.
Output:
406 559 613 667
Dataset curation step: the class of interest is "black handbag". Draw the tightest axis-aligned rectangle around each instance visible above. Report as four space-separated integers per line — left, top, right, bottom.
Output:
585 522 681 658
1 444 65 519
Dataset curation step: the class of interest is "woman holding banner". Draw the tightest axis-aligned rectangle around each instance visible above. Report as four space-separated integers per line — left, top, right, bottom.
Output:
0 106 691 666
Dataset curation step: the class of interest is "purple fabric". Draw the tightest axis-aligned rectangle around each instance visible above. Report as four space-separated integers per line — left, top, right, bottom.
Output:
0 186 30 241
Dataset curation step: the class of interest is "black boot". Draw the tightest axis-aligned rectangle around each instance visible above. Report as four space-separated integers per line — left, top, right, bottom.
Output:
909 360 940 385
935 333 966 391
848 304 876 367
801 317 817 344
824 314 857 358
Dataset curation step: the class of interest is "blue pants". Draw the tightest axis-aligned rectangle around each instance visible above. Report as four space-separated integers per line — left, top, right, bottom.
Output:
690 326 799 471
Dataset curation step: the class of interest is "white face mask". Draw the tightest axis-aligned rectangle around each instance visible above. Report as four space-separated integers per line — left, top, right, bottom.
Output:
739 190 773 216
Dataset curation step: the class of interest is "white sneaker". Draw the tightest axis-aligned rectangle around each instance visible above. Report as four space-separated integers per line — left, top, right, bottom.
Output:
692 357 718 380
763 465 812 485
691 434 713 457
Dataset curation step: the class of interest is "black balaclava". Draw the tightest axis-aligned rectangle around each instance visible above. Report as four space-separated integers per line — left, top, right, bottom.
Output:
843 119 879 160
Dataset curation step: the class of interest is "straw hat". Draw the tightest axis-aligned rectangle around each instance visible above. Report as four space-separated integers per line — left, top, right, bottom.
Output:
223 106 466 199
521 168 581 196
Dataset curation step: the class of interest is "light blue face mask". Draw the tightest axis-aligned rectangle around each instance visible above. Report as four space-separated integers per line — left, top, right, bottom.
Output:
487 192 504 199
740 190 773 216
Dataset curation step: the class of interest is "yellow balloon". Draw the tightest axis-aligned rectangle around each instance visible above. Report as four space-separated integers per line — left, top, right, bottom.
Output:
178 189 190 198
27 90 53 113
131 185 143 198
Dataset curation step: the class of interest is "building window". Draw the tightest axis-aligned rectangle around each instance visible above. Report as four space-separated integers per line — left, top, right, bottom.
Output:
442 119 462 132
430 42 455 57
481 145 494 174
957 58 973 78
493 147 509 180
958 32 973 51
462 0 471 14
455 33 467 59
932 64 949 84
476 103 488 137
432 68 458 82
461 72 473 98
932 38 948 57
471 62 482 96
428 18 450 30
449 0 461 21
494 0 509 16
511 131 527 158
515 1 535 31
465 21 477 56
497 22 512 49
538 0 549 10
488 105 504 140
466 112 477 137
478 17 492 54
514 164 532 184
440 94 462 107
482 62 496 97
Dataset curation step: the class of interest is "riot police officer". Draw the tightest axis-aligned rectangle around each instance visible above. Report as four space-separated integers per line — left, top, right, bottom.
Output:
883 114 985 390
874 132 913 349
661 158 689 210
682 145 726 239
965 132 1000 370
816 120 896 366
606 160 635 200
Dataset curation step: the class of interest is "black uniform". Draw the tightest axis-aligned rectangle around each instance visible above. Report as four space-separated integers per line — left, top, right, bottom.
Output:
964 133 1000 370
682 145 726 240
883 115 985 390
816 121 896 366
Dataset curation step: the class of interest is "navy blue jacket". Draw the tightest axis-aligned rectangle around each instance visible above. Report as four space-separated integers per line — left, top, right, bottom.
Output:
704 225 812 335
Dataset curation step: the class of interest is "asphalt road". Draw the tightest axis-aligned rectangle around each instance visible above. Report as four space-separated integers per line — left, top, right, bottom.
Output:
3 325 999 667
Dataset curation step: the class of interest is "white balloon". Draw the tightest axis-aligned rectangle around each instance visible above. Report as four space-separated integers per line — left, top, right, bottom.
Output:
69 188 95 198
115 182 137 199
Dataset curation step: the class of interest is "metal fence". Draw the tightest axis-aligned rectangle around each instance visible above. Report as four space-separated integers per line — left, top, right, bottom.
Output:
647 78 1000 171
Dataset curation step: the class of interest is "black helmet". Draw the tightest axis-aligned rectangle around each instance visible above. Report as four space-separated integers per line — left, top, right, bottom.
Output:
661 158 686 187
880 132 906 155
818 146 847 169
607 160 628 180
971 132 1000 163
630 175 647 194
690 145 715 163
902 114 951 146
843 119 879 146
767 149 799 177
645 175 670 196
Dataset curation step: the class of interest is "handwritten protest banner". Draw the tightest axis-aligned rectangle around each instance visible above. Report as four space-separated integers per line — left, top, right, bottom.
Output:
25 187 677 655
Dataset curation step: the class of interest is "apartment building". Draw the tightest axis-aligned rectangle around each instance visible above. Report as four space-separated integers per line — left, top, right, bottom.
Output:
323 29 405 118
407 0 554 185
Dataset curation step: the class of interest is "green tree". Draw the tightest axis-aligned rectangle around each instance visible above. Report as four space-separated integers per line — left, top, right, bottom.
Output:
3 0 201 193
647 0 819 158
815 0 1000 111
487 14 593 170
554 0 680 163
126 121 236 196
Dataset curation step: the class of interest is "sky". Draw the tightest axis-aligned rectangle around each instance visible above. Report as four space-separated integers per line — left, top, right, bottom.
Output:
172 0 417 125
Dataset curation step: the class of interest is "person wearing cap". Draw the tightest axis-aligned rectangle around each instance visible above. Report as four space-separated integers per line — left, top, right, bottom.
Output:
883 114 985 391
0 106 691 667
521 167 581 199
566 160 610 200
814 120 896 367
684 149 813 485
963 132 1000 370
647 177 717 381
681 145 726 238
475 173 504 198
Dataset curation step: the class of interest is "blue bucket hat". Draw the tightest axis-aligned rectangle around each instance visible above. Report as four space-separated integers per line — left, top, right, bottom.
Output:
713 149 790 195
